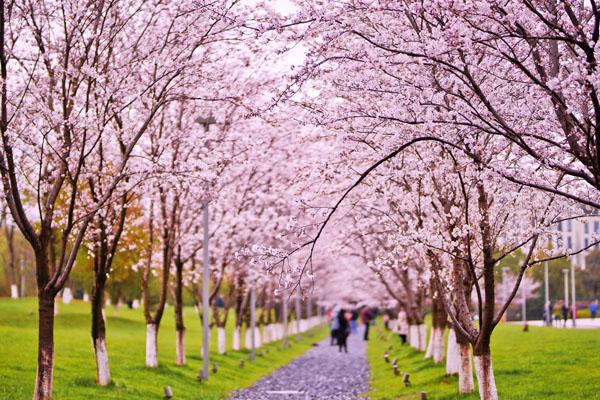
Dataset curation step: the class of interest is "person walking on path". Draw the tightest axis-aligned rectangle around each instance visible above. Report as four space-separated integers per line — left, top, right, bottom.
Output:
396 309 408 344
383 312 390 330
590 300 598 320
330 307 340 346
361 307 373 341
336 309 350 353
350 309 359 334
561 303 569 327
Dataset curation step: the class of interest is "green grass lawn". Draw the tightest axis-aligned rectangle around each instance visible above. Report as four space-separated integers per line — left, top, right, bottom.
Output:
368 322 600 399
0 298 326 400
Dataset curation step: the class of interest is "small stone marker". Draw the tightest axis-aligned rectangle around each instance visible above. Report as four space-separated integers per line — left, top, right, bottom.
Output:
403 373 411 387
239 359 245 368
212 362 218 374
384 351 389 363
164 386 173 399
392 359 400 376
420 392 427 400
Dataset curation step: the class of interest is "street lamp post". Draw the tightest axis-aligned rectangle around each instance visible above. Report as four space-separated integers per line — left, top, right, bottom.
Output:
306 293 312 331
201 202 210 380
196 115 215 381
571 264 577 327
521 274 527 323
282 290 289 347
249 277 256 361
563 269 569 322
544 261 550 325
295 288 302 340
502 267 510 322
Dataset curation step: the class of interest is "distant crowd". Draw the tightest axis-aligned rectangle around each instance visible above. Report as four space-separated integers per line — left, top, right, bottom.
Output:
327 306 375 352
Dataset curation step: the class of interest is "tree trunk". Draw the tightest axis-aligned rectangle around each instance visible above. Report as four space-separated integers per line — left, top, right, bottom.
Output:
457 342 474 394
429 290 447 363
91 276 110 385
263 324 271 344
173 260 185 366
233 326 241 350
408 324 419 349
474 352 498 400
62 287 73 304
217 327 226 354
175 329 185 366
34 294 55 400
425 326 434 359
431 326 445 364
418 324 427 351
93 337 110 386
4 223 18 299
145 324 158 367
446 328 459 375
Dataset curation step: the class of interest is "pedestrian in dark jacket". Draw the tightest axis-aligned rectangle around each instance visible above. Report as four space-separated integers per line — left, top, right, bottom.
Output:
361 307 373 341
336 309 350 353
561 303 569 327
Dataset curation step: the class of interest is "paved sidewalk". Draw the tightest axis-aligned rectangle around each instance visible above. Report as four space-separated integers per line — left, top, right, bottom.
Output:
515 318 600 329
229 329 369 400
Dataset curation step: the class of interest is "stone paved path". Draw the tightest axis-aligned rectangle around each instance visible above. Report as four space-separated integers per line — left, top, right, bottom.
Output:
229 328 369 400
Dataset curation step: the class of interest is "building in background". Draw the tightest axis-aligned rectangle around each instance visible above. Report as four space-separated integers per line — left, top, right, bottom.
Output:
557 215 600 268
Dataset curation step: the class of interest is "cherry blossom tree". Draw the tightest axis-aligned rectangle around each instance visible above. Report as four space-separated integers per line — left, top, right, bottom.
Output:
0 0 259 396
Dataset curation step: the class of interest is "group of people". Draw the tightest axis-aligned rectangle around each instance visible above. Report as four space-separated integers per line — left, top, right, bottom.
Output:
327 306 374 352
543 300 598 327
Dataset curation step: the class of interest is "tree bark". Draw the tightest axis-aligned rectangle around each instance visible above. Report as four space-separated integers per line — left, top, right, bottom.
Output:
173 258 185 366
474 352 498 400
429 288 447 363
446 328 459 375
146 323 158 368
457 339 474 394
91 272 110 385
217 327 226 354
175 329 185 366
233 326 241 350
34 293 55 400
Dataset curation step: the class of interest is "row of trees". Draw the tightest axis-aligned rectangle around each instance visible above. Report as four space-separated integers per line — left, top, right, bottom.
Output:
4 1 600 400
0 1 327 399
250 2 600 400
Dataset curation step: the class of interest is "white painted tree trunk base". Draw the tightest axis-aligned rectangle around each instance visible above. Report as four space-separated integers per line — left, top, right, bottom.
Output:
474 354 498 400
418 324 427 351
145 324 158 368
425 327 434 359
458 342 474 394
254 327 262 348
408 324 419 349
233 327 241 351
446 329 459 375
10 284 18 299
245 328 261 349
217 327 226 354
54 301 59 316
176 329 185 366
263 324 271 344
62 288 73 304
83 292 90 302
94 337 111 385
432 327 445 364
